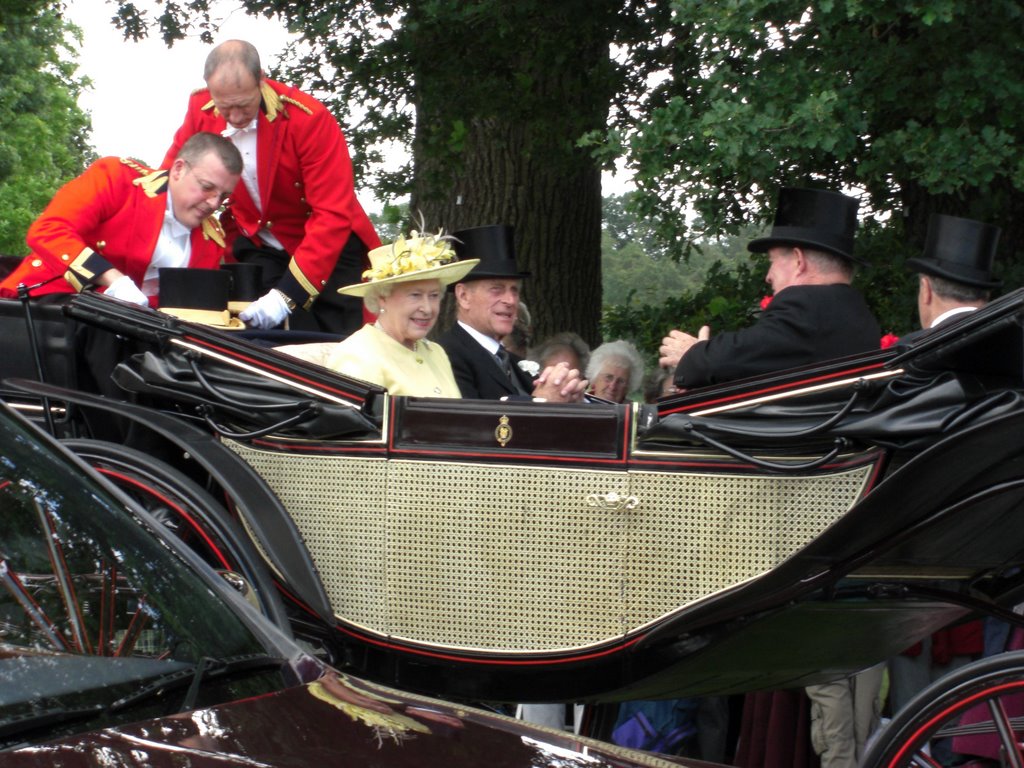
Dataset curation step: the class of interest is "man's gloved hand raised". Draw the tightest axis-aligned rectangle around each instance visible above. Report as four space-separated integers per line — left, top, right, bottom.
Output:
239 288 292 329
103 275 149 306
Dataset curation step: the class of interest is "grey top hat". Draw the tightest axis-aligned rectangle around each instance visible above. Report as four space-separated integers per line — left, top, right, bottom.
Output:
907 213 1002 290
748 187 864 265
452 224 530 282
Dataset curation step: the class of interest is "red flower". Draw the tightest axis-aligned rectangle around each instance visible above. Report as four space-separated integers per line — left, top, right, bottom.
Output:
880 333 900 349
759 294 773 310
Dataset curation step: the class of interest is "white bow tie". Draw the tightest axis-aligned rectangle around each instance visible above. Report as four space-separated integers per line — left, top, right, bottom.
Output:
222 119 258 138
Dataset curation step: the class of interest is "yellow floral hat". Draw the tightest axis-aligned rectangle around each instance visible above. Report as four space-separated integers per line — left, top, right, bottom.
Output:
338 230 480 297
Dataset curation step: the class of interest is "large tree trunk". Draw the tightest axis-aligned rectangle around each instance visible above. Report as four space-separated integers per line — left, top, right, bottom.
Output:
406 0 615 350
413 118 603 348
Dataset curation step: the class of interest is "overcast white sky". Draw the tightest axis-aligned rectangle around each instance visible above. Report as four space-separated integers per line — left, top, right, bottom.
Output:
67 3 631 213
68 4 294 165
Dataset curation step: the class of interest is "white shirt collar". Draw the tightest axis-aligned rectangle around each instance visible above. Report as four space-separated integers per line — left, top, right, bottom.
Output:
458 320 502 356
164 189 192 240
221 118 258 138
930 305 978 328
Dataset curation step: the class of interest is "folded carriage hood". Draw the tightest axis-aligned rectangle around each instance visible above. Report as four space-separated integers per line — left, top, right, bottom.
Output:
2 671 697 768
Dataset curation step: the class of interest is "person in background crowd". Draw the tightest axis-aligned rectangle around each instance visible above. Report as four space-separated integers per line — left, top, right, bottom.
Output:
642 367 679 402
586 339 644 403
163 39 380 333
530 331 590 374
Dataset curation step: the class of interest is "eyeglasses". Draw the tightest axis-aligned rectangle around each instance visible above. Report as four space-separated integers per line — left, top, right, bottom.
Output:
182 161 232 206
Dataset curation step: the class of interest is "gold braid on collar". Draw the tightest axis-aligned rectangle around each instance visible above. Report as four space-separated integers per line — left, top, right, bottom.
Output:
124 159 168 198
261 81 283 121
200 81 307 122
280 94 313 115
201 217 227 247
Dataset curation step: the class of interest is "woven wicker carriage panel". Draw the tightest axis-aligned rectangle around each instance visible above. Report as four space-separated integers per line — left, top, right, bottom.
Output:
225 442 873 653
624 466 872 628
384 460 630 651
225 441 389 630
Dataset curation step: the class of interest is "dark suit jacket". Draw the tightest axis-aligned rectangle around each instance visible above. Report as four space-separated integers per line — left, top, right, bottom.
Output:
896 307 979 347
438 323 534 399
675 284 881 388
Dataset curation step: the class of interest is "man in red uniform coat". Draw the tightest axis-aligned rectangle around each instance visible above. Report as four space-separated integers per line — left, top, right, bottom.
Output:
0 131 241 304
163 39 381 334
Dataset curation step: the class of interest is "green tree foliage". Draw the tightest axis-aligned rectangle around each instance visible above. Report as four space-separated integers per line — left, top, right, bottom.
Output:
602 192 759 306
0 2 93 256
587 0 1024 335
368 201 410 245
109 0 1024 343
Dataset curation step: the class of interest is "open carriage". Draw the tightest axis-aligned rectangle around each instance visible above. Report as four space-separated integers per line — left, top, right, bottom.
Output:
4 289 1024 765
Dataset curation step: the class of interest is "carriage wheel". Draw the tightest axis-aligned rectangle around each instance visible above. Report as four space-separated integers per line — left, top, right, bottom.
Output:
62 438 290 632
863 649 1024 767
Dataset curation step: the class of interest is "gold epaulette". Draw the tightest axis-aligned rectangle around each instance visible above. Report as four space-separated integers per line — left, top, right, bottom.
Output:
201 216 227 247
262 81 283 122
201 97 216 111
130 168 169 198
280 94 313 116
119 157 155 176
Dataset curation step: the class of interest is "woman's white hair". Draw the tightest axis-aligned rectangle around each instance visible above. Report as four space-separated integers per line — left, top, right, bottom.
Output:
586 339 644 393
363 283 395 315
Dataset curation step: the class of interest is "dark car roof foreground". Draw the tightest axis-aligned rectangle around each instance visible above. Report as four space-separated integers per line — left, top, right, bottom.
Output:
0 402 701 767
4 669 698 767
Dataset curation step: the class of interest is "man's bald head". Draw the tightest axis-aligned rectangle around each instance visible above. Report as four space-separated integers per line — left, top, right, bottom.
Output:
204 39 262 84
204 40 264 129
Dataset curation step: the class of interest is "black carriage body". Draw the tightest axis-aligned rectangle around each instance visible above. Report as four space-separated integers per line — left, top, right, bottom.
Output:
5 290 1024 704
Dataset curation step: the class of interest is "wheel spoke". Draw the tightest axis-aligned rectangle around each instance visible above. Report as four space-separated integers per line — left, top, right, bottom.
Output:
870 663 1024 767
0 559 67 651
907 751 943 768
34 498 92 654
987 696 1024 768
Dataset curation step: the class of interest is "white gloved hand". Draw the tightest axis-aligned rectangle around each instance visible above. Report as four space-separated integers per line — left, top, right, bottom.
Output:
239 289 291 329
103 275 149 306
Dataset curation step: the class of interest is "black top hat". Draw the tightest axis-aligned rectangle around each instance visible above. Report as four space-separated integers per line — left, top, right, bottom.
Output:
220 262 264 314
748 187 863 265
158 267 243 328
220 262 264 301
451 224 530 282
906 213 1002 290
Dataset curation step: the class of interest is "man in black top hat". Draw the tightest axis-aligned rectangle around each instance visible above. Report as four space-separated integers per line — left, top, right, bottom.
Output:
439 224 587 401
658 187 881 388
902 213 1001 342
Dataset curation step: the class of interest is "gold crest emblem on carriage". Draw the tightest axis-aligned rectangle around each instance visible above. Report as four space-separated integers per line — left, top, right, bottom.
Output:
494 414 512 447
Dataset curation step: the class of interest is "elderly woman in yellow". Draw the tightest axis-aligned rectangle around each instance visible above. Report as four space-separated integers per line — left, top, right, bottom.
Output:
324 232 479 397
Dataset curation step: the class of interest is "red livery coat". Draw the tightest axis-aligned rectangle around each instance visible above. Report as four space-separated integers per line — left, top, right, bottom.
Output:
162 79 380 309
0 157 227 306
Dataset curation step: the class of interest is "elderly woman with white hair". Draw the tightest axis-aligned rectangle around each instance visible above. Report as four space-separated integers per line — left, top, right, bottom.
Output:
323 232 479 396
585 339 644 403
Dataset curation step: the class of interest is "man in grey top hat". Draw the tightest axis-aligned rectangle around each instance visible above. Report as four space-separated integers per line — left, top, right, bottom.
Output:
439 224 587 402
902 213 1001 343
658 187 880 389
